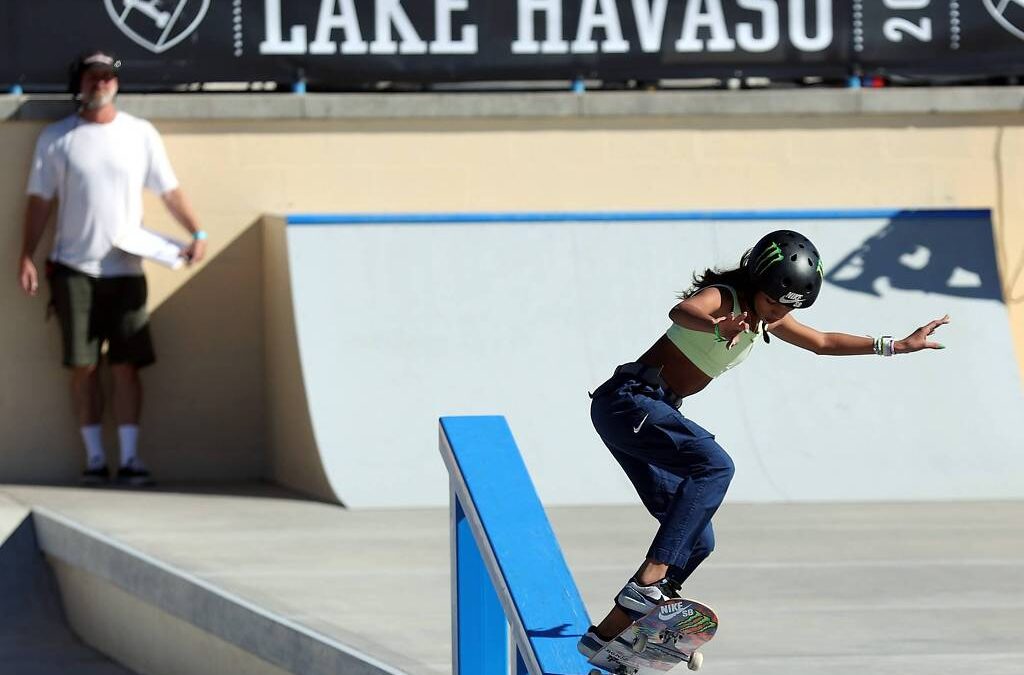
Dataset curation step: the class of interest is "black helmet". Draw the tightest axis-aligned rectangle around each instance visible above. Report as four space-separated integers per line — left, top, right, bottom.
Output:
745 230 824 308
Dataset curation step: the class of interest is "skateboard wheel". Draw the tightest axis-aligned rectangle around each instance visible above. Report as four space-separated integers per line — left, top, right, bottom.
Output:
632 632 648 653
588 670 601 675
687 650 703 671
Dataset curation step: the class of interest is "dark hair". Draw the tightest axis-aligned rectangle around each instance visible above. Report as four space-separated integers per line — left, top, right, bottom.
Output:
679 252 756 305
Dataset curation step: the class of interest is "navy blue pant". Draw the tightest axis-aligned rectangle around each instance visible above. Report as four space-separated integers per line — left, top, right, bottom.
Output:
590 371 735 584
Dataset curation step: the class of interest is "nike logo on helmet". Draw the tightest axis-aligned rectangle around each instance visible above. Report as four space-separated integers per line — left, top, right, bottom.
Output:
778 292 805 307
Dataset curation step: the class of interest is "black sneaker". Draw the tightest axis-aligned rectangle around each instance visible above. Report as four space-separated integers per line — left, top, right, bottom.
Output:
80 465 110 486
116 462 155 487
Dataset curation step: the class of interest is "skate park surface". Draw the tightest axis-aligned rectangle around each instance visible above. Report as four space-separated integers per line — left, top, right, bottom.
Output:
4 90 1024 675
2 210 1023 675
1 484 1021 675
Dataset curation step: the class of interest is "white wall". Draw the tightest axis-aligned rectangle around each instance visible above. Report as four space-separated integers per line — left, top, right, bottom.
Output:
287 213 1023 508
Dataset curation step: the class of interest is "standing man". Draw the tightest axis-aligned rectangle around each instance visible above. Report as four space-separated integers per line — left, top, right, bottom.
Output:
17 50 207 486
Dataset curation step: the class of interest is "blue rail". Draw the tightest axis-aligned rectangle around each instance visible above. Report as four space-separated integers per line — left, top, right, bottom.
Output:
439 416 592 675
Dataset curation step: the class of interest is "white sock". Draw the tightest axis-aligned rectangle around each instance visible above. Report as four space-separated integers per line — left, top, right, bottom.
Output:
118 425 139 468
80 425 106 469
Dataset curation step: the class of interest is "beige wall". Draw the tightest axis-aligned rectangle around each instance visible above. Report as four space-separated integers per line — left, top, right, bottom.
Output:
2 112 1022 489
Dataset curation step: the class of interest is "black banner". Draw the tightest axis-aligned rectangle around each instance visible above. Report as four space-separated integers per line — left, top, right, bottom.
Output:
2 1 1023 91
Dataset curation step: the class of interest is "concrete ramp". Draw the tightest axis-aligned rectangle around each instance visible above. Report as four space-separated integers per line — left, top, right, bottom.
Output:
274 209 1024 508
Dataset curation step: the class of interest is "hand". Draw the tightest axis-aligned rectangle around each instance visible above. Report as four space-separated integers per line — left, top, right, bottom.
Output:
711 312 751 350
898 314 950 354
19 256 39 296
184 237 207 265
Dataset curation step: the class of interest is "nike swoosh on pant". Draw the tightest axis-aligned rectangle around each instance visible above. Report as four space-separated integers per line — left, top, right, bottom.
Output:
633 414 649 434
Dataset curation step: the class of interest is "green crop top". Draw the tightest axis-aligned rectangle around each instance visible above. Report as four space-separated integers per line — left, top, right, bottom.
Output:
665 284 758 378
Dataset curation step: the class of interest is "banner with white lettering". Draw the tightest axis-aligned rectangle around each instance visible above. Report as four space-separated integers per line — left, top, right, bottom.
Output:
1 1 1022 90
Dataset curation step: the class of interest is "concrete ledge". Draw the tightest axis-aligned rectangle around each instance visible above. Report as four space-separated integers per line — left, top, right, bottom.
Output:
0 493 29 544
50 559 291 675
0 515 135 675
32 507 408 675
3 87 1024 121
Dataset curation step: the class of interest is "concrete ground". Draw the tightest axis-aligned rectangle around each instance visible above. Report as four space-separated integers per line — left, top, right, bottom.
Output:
1 485 1021 675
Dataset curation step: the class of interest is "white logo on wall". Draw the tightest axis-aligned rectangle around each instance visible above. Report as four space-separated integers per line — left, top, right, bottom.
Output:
984 0 1024 41
104 0 210 53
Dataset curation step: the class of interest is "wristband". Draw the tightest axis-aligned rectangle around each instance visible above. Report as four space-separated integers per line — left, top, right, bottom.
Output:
192 230 208 241
713 324 727 343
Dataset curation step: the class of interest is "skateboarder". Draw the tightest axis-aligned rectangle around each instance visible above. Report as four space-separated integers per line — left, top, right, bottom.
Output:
578 230 949 657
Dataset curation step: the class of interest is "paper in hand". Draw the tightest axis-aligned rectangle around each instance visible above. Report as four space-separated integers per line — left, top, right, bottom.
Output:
114 227 188 270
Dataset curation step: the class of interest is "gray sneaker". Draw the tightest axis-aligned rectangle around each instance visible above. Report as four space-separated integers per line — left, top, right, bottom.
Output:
577 625 609 659
614 577 681 620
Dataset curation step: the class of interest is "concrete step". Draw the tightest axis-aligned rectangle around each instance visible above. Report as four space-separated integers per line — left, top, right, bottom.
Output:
26 506 409 675
0 510 137 675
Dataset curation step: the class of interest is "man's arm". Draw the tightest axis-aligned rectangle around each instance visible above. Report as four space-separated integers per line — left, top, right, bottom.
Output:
19 195 55 296
161 188 206 264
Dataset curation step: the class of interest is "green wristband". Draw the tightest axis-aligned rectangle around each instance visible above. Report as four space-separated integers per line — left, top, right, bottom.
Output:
714 324 727 343
192 230 208 241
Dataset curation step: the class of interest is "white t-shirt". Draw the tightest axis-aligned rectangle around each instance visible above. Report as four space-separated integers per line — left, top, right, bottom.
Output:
26 111 179 277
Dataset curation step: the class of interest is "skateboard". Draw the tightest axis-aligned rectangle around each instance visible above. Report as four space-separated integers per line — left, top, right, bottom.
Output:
586 598 718 674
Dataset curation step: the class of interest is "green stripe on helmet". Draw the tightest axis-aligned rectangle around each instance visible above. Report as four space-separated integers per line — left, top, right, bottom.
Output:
816 259 825 279
753 242 784 275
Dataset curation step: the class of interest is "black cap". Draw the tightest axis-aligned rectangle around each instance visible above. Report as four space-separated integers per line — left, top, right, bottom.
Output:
76 51 121 76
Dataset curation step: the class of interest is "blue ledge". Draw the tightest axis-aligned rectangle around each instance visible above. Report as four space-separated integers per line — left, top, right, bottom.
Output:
287 208 990 226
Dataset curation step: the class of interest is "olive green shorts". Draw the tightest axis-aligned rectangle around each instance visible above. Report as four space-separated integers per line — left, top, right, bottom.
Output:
48 263 156 369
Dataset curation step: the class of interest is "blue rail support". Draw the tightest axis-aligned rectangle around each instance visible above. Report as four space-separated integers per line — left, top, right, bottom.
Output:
439 416 593 675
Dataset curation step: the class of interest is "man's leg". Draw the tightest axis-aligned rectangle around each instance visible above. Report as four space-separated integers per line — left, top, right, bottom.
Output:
71 365 107 473
104 273 154 483
110 363 143 471
110 363 141 426
71 365 102 425
51 266 106 474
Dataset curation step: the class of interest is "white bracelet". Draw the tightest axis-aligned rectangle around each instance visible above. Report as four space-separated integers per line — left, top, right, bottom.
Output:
872 335 895 356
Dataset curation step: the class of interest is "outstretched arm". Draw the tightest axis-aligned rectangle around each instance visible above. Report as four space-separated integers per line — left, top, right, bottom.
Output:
768 313 950 356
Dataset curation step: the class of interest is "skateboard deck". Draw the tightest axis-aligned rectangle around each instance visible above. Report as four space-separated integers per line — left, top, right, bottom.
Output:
587 598 718 674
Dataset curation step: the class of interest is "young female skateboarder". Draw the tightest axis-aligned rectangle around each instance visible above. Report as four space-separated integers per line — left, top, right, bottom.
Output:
578 229 949 656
